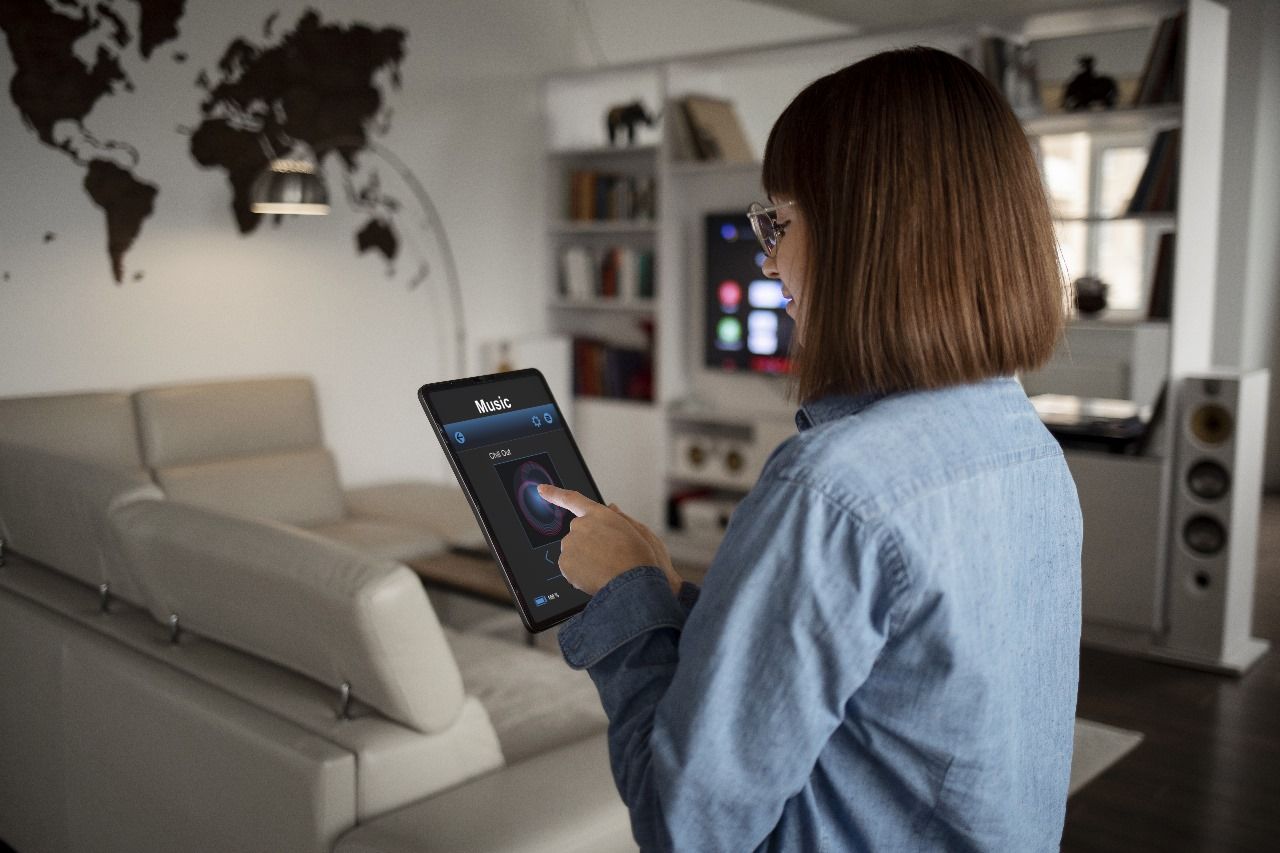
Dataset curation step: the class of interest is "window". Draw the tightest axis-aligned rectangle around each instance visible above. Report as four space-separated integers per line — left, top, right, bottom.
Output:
1037 131 1173 316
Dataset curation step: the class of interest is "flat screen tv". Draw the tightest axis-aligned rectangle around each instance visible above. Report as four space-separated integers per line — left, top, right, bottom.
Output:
703 211 794 374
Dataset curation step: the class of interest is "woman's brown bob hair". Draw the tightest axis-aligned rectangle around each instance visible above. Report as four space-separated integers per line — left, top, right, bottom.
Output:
763 46 1066 402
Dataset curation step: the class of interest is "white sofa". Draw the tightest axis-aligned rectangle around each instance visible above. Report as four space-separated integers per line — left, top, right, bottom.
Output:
0 380 636 853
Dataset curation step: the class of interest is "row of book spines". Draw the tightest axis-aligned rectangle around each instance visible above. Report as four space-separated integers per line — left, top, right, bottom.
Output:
566 171 656 221
1134 12 1185 106
572 339 654 401
1126 128 1180 214
559 246 655 301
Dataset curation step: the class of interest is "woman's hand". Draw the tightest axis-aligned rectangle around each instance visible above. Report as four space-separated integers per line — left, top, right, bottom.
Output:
537 484 682 597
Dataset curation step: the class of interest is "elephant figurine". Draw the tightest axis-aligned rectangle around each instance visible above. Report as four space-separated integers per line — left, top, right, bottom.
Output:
1062 55 1118 111
606 100 656 146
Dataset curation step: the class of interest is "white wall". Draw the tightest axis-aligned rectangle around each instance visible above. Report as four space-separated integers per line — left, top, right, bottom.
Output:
1246 0 1280 491
1214 0 1280 489
0 0 842 487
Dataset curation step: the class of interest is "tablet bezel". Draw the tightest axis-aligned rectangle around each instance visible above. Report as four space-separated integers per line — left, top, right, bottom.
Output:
417 367 602 632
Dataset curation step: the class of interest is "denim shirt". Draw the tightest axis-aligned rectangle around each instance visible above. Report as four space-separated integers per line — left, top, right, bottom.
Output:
559 377 1082 852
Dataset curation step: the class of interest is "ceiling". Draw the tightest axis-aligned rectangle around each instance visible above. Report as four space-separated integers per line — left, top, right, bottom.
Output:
751 0 1152 31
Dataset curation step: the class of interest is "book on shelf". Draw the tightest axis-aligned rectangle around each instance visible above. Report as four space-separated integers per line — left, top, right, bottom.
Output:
567 171 656 221
1125 128 1180 214
667 98 698 161
637 250 654 299
667 95 753 163
559 245 594 299
557 245 655 302
1146 232 1176 320
572 338 654 401
1133 11 1186 106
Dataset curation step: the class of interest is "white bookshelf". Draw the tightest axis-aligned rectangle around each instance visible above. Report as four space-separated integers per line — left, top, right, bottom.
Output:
547 144 658 159
1022 103 1182 136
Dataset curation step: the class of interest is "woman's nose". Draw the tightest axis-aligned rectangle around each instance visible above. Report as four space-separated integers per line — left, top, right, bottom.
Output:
761 254 780 279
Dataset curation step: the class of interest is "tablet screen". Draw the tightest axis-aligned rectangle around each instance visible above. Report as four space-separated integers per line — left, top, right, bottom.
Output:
420 369 598 630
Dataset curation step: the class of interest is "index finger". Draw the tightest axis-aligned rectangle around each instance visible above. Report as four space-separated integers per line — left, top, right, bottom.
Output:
536 483 599 518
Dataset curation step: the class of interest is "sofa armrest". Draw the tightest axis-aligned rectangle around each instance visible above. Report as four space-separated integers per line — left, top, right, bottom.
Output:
334 733 637 853
345 480 486 550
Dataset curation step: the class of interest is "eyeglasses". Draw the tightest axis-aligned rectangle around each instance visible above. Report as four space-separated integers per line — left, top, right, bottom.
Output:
747 200 795 258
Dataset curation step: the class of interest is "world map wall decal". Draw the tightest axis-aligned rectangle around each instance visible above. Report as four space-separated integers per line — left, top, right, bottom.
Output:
0 2 417 286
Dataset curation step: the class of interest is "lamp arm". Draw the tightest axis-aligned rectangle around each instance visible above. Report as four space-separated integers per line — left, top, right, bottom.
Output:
362 140 466 377
281 133 466 376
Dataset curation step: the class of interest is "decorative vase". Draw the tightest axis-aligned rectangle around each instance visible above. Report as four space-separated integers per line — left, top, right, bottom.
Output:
1073 276 1109 316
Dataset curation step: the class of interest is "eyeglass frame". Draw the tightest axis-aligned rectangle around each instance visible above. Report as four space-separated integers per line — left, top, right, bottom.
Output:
746 200 796 258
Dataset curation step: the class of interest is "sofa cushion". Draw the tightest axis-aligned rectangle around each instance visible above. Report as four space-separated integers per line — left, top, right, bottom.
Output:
444 628 608 764
154 446 346 527
345 481 487 550
0 390 143 467
306 517 445 563
0 440 161 604
334 733 637 853
110 498 467 735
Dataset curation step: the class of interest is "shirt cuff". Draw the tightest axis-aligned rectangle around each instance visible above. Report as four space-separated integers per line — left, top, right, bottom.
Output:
677 580 701 612
559 565 688 669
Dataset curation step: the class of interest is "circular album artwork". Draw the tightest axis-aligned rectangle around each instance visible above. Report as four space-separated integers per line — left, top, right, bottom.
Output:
496 453 568 547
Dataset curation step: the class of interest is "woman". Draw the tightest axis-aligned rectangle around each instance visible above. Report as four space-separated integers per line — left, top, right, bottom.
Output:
539 46 1082 852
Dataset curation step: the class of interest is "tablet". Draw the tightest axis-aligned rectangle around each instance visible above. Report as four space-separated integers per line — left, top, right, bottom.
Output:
417 368 602 632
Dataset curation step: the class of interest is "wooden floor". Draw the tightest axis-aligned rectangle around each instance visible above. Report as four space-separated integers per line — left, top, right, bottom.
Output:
1063 495 1280 852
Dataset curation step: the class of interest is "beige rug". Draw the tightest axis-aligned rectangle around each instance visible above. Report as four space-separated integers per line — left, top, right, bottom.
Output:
1069 718 1144 795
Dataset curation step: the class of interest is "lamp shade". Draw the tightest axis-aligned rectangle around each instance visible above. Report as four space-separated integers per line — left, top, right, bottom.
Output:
250 158 330 215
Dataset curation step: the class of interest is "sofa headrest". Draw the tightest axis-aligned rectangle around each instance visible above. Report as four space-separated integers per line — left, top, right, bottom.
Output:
0 391 143 468
0 440 161 604
133 377 324 469
109 498 466 734
133 377 345 526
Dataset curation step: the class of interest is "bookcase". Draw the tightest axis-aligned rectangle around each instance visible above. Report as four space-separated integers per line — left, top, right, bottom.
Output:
541 69 663 528
540 2 1233 594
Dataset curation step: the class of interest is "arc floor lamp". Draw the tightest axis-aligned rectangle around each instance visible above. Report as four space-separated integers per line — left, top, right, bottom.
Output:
250 138 467 376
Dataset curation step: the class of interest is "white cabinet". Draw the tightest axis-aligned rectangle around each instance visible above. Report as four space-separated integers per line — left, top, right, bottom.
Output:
1021 319 1171 407
571 397 663 531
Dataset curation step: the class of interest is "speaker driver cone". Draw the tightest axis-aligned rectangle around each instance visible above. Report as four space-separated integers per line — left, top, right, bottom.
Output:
1190 404 1234 445
1186 460 1230 501
1183 515 1226 556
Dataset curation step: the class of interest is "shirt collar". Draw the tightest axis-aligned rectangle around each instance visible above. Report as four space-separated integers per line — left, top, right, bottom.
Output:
795 390 887 432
